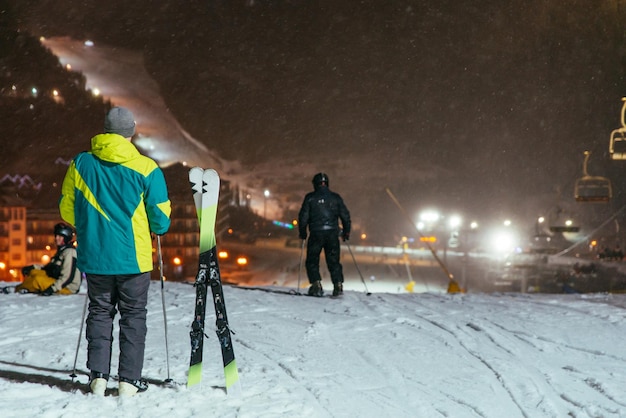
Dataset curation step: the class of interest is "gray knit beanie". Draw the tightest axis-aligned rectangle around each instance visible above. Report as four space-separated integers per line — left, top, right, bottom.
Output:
104 107 136 138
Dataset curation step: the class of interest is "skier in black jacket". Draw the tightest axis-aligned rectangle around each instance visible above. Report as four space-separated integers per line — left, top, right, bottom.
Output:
298 173 351 297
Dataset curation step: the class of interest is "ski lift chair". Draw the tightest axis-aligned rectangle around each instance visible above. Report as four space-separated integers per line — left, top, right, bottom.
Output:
609 128 626 160
609 97 626 160
574 151 612 203
575 177 612 202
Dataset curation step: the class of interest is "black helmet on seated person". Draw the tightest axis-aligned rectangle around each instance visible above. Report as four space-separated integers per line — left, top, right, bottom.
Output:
312 173 329 190
54 223 74 245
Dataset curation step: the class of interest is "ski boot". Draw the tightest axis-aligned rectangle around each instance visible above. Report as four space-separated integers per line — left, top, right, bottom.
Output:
89 371 109 396
332 282 343 297
308 280 324 297
118 376 149 397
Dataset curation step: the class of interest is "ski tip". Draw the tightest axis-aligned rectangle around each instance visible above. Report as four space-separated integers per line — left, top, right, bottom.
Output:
187 363 203 388
226 380 243 397
224 361 240 384
225 361 242 397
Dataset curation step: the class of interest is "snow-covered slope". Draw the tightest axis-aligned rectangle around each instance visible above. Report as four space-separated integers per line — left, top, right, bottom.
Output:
1 281 625 417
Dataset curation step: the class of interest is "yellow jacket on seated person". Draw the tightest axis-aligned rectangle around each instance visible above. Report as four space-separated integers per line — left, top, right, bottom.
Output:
16 223 82 295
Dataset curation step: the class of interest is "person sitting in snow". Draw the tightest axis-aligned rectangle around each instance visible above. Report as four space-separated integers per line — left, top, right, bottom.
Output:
14 223 81 295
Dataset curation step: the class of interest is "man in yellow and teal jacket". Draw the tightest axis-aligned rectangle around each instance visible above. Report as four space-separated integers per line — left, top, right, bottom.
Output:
59 106 171 397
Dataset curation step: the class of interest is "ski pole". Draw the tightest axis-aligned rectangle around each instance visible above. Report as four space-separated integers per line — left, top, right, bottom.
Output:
157 235 172 383
70 288 88 380
296 239 305 295
346 241 371 296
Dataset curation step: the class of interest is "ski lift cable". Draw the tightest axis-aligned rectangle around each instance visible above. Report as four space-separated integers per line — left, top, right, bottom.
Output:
385 187 457 286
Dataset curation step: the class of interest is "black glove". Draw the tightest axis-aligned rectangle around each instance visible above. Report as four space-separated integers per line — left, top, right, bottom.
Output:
342 231 350 242
22 265 35 277
41 286 54 296
299 231 307 240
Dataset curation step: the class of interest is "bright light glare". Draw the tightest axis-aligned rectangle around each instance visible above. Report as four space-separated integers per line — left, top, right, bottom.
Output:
419 210 440 223
489 229 518 254
449 215 462 229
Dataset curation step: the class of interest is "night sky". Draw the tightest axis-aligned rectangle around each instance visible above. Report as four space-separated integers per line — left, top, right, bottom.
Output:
8 0 626 244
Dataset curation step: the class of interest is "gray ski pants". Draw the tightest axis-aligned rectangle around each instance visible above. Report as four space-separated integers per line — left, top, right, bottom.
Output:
85 272 150 380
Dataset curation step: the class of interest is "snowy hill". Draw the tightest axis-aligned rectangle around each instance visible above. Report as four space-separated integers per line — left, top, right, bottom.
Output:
1 281 625 417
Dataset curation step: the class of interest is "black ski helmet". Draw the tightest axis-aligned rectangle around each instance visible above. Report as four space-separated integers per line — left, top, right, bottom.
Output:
54 223 74 244
312 173 329 189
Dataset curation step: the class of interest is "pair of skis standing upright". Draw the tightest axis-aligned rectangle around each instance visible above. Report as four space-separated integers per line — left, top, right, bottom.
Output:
186 167 240 394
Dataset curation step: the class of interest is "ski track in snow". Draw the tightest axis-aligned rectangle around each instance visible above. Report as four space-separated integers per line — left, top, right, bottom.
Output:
406 294 626 417
1 283 626 417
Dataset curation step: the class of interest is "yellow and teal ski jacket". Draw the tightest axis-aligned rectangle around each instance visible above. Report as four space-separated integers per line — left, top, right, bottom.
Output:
59 133 171 275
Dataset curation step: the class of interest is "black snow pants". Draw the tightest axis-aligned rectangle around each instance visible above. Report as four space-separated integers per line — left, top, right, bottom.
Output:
305 229 344 285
